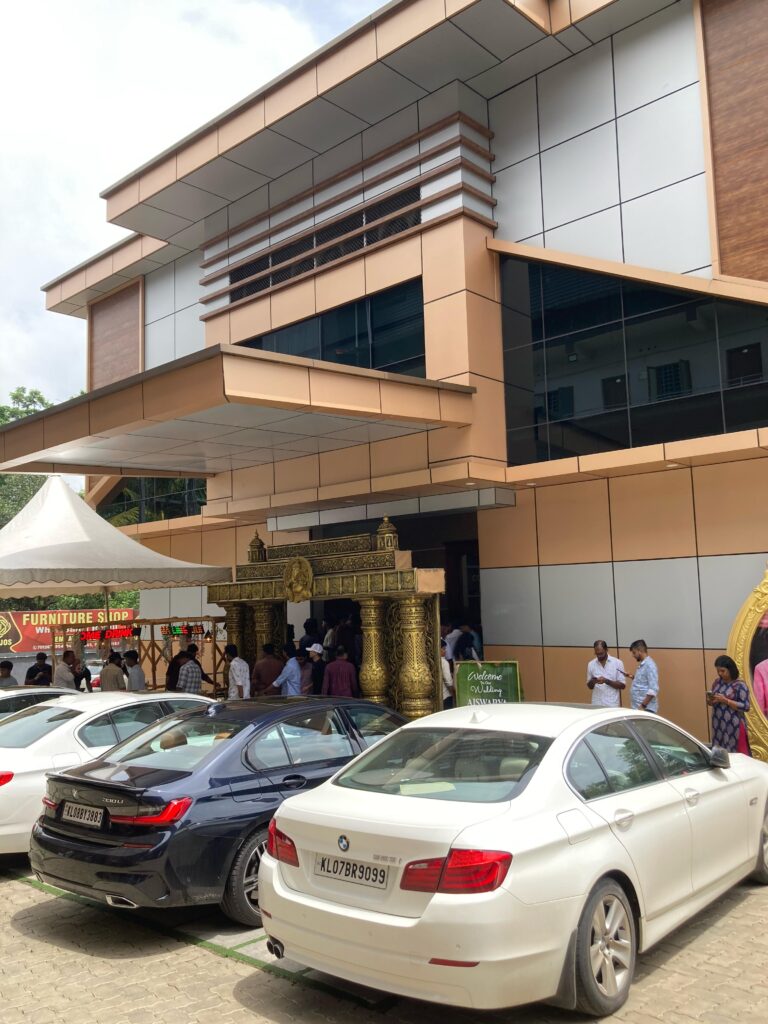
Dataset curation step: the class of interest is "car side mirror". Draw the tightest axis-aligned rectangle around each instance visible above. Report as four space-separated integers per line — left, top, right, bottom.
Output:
709 746 731 769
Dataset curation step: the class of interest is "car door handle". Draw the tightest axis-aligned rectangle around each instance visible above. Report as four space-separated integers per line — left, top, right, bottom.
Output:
281 774 307 790
683 788 700 807
613 809 634 829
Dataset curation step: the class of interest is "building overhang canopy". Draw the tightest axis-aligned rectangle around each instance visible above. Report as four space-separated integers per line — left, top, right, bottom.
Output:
0 346 474 478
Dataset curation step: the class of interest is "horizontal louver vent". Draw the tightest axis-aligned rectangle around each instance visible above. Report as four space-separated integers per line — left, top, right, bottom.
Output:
229 186 422 304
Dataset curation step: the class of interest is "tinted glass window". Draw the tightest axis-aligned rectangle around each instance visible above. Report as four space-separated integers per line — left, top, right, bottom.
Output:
0 705 81 747
165 698 207 714
248 725 291 770
586 722 657 792
0 692 51 717
280 710 354 764
344 705 403 749
568 740 611 800
104 712 248 771
631 718 709 778
111 703 166 743
79 714 119 749
336 728 552 803
500 256 768 464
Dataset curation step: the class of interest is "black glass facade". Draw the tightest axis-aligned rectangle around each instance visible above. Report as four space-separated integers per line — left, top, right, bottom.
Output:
240 278 425 377
98 478 206 526
501 257 768 465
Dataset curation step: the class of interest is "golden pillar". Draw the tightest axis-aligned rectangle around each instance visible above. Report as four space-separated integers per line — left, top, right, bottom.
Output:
358 597 389 705
396 596 435 719
224 604 245 653
252 602 274 662
242 606 256 666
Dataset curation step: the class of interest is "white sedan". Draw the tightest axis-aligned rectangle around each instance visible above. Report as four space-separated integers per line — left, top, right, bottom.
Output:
259 704 768 1017
0 691 213 854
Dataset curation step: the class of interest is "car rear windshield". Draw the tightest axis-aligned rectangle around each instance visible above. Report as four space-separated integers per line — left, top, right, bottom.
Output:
103 710 249 772
335 727 552 802
0 705 82 747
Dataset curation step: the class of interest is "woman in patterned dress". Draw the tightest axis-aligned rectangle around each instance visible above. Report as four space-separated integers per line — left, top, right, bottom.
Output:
708 655 751 754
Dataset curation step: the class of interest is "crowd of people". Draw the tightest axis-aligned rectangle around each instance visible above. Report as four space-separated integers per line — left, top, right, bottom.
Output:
0 648 147 691
586 639 752 755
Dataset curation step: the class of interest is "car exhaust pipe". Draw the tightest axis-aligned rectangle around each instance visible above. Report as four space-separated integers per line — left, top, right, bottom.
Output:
266 938 285 959
105 894 138 909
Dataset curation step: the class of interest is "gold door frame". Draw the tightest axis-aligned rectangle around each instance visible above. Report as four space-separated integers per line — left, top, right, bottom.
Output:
727 562 768 761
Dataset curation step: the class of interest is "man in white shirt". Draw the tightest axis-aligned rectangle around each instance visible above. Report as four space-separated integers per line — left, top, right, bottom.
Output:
53 651 78 690
225 644 251 699
586 641 626 708
124 651 146 691
442 623 462 662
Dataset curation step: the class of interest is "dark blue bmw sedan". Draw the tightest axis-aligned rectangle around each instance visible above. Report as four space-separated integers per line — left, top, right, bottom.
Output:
29 697 404 925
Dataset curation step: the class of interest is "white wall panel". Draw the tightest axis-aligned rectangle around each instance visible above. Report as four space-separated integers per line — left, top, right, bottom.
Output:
613 0 698 115
174 250 201 311
541 123 619 230
489 78 539 172
617 84 705 201
144 264 174 325
545 206 623 262
537 38 615 150
174 304 205 359
493 157 543 241
481 567 543 647
614 557 703 649
622 174 710 273
144 315 175 370
540 563 617 647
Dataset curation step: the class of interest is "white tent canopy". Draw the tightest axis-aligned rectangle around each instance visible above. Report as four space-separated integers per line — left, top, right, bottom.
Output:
0 477 231 596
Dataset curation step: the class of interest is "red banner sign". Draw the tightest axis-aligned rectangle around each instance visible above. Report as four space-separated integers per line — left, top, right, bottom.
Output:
0 609 135 654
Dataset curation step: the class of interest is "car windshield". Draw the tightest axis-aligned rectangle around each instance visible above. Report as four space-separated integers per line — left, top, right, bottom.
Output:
335 727 553 802
0 705 82 748
102 709 250 772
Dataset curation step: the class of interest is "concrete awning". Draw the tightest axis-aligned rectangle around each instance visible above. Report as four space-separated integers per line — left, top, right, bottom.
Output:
0 345 474 478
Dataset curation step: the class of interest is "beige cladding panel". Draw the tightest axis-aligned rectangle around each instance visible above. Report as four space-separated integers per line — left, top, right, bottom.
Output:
316 28 377 93
427 374 506 466
221 354 311 408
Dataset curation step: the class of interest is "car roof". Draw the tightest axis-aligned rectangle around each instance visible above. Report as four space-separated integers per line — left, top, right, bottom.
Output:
0 687 74 697
35 692 214 710
409 702 640 738
181 696 400 724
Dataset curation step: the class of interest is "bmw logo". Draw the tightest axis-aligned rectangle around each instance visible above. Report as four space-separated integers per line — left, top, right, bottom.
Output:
338 835 350 852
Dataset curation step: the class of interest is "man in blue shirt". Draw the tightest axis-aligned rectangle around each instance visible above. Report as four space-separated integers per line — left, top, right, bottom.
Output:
270 644 305 696
627 639 659 712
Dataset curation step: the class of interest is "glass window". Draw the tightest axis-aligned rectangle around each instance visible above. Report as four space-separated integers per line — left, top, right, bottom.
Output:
723 382 768 433
321 302 366 368
336 728 553 803
631 718 709 778
622 279 690 318
247 725 291 770
165 698 208 714
343 705 403 749
280 710 354 764
585 722 658 792
0 692 52 718
0 705 81 748
79 714 119 749
541 264 621 338
370 279 424 374
261 319 320 360
104 711 249 771
110 703 166 743
567 740 611 800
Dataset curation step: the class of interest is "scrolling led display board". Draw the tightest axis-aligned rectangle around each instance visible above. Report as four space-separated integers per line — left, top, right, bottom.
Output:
79 626 135 643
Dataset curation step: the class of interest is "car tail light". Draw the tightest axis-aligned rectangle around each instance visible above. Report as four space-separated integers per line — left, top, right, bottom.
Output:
401 849 511 894
0 772 13 787
110 797 192 826
439 849 511 893
400 857 445 892
267 817 300 867
42 796 58 810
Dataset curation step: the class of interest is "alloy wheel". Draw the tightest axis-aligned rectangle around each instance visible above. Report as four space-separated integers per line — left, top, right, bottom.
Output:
243 839 268 907
589 894 633 998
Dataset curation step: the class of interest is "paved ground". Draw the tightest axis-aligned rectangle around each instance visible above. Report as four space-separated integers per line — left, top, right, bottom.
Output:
2 854 768 1024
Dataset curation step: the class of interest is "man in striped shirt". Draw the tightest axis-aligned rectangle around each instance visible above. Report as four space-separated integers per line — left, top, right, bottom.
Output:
177 651 202 695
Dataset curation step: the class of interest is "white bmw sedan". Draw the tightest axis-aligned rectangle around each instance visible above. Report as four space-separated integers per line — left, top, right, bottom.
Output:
259 704 768 1017
0 691 212 854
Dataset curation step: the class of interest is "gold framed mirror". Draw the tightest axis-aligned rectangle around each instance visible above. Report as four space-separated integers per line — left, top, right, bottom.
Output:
727 563 768 762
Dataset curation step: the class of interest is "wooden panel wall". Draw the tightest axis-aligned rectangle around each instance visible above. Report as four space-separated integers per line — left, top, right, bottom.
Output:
89 283 141 390
701 0 768 281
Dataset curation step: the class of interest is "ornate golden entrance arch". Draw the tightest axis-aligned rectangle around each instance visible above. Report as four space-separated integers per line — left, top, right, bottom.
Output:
207 518 445 718
727 563 768 761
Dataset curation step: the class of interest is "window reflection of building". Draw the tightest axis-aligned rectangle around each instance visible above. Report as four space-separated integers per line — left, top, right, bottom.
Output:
98 478 206 526
501 257 768 464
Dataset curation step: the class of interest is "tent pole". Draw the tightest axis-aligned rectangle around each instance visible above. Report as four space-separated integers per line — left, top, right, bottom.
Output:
104 587 110 624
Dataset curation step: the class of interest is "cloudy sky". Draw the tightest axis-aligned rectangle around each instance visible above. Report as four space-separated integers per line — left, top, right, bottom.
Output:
0 0 380 408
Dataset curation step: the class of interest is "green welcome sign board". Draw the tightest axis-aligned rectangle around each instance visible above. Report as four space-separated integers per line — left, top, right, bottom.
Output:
455 661 522 706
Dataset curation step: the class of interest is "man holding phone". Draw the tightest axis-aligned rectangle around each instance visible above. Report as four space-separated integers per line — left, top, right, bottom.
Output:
586 640 626 707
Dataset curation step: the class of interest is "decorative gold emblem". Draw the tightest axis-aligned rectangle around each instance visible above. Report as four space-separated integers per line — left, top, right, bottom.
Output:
283 556 313 603
375 515 399 552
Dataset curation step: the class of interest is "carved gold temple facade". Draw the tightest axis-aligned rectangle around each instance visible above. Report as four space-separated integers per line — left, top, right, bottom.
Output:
208 519 445 718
